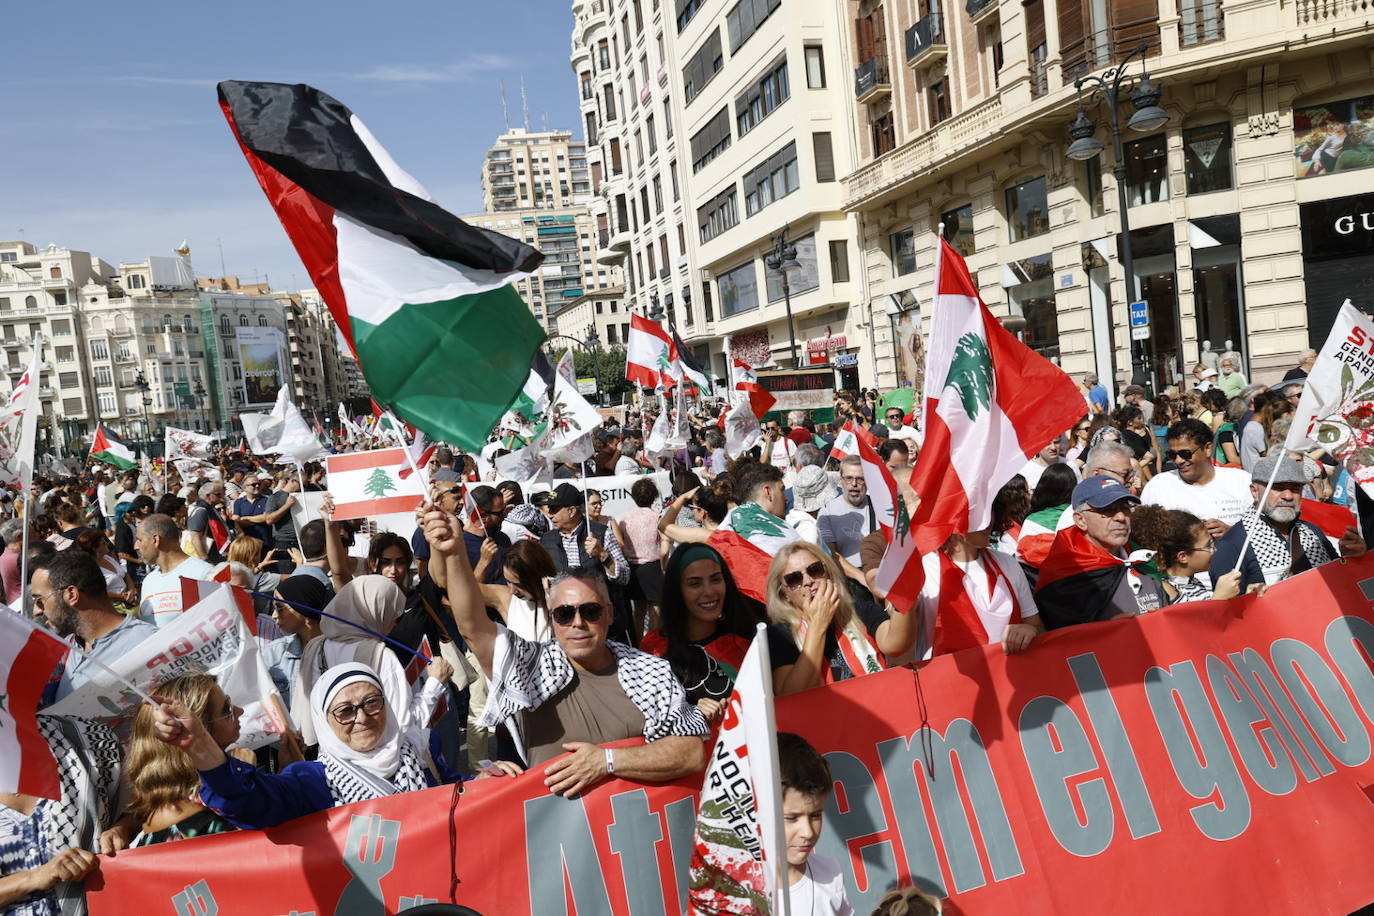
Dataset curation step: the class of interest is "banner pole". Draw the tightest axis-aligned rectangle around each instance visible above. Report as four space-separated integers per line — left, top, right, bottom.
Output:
64 642 158 706
19 491 31 617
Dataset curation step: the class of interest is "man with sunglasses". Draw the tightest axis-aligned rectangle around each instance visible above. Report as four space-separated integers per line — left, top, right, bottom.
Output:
1211 454 1365 590
1140 419 1253 538
33 549 156 703
230 476 274 548
422 509 708 798
882 405 921 446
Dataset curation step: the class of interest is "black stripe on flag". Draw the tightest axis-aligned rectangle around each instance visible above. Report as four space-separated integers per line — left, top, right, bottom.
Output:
672 329 712 389
218 80 543 275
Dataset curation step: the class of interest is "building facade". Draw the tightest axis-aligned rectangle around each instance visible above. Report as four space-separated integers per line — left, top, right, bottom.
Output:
549 285 631 346
837 0 1374 391
482 128 594 212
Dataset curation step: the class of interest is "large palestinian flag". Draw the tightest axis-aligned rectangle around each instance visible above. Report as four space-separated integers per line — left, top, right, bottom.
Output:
217 81 546 452
90 424 137 470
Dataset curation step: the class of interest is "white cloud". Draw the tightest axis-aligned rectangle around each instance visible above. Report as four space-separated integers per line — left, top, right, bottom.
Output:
347 55 514 84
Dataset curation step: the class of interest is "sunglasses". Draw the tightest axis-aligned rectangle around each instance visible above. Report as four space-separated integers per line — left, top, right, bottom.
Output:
783 560 829 590
330 693 385 725
550 602 605 626
1165 448 1200 462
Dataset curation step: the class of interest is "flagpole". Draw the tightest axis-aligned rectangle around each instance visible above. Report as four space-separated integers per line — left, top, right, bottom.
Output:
64 641 159 706
383 408 431 494
19 491 31 616
1234 452 1285 570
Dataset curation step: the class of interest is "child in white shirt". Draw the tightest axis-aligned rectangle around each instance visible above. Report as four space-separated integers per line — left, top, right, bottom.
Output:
780 732 854 916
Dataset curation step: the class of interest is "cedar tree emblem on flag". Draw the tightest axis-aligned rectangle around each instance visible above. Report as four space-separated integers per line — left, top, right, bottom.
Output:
949 332 993 420
363 468 397 499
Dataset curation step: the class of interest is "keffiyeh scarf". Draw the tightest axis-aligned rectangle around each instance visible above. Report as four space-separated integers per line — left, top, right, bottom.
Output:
1239 512 1334 584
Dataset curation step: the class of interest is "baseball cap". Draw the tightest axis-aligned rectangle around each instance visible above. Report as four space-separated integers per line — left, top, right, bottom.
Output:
1072 475 1141 510
546 483 585 509
1251 455 1307 486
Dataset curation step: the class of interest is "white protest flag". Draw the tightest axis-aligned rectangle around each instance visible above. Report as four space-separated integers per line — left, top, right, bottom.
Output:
543 350 603 465
645 409 672 457
724 397 761 460
254 387 328 465
688 625 787 915
668 381 691 449
325 447 427 520
239 411 272 453
0 609 72 799
165 426 214 460
0 341 42 491
1287 301 1374 499
44 582 291 748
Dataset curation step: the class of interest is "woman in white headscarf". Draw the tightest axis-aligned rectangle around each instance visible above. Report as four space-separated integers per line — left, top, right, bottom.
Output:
151 662 473 829
290 575 450 745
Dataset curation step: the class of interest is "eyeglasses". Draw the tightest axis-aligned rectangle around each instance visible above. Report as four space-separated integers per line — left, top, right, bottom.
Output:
1186 540 1217 553
208 702 238 723
31 590 54 609
330 694 386 725
886 413 904 420
1086 503 1135 518
840 475 865 485
1165 448 1202 462
783 560 829 590
1101 467 1137 481
550 602 605 626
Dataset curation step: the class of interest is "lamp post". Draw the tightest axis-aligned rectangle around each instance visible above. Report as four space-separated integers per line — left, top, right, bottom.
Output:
585 327 603 406
544 333 604 405
1063 43 1168 391
765 227 801 368
194 381 207 433
134 370 152 453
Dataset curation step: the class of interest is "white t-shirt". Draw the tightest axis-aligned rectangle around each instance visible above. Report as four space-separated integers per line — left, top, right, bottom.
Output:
914 548 1037 659
785 508 822 546
887 424 921 444
1139 467 1253 527
614 455 641 476
755 434 797 471
139 555 216 627
788 853 854 916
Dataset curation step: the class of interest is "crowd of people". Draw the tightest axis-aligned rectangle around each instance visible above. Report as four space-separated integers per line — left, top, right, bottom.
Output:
0 357 1361 915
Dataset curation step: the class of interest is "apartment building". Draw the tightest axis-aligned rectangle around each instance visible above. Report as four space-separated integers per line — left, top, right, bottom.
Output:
839 0 1374 391
482 128 594 212
548 286 632 347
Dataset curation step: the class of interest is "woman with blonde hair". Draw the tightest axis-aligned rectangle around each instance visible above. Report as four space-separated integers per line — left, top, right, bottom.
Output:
228 535 283 619
125 674 239 846
764 541 917 695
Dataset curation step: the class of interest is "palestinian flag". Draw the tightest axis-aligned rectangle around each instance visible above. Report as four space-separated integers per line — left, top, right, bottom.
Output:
217 81 546 452
1016 503 1072 568
708 502 801 603
90 424 137 470
903 236 1085 554
1035 526 1156 630
671 328 713 395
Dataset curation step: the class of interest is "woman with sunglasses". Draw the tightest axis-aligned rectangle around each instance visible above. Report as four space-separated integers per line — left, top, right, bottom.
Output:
1063 416 1093 468
1130 506 1246 603
640 543 766 722
765 542 918 695
150 662 500 830
658 479 733 545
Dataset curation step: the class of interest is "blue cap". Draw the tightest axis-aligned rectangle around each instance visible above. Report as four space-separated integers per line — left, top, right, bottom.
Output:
1072 474 1140 510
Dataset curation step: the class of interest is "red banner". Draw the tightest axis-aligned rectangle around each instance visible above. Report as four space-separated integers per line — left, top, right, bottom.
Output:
89 557 1374 915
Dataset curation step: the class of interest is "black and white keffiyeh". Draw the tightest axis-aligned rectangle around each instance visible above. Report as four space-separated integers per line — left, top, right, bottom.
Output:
479 626 709 741
1239 512 1335 584
322 739 429 806
37 715 122 916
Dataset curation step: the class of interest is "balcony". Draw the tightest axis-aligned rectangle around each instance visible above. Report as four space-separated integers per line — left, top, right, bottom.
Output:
854 56 891 103
639 84 651 105
905 12 947 66
1 340 17 349
966 0 998 23
39 387 55 398
657 63 667 85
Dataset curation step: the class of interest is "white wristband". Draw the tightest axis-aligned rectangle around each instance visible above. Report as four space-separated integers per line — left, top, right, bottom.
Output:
604 747 615 775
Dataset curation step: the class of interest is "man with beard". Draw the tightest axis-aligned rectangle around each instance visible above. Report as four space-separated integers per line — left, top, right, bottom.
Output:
33 549 155 703
1211 455 1365 589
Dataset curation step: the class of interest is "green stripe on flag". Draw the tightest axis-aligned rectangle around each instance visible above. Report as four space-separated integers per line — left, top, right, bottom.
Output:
353 285 545 452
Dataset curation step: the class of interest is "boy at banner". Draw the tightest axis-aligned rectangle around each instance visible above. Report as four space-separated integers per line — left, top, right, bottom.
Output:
779 731 853 916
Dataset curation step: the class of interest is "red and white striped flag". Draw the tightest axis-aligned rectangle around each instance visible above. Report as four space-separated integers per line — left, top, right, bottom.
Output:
397 428 435 480
325 448 427 520
626 314 675 390
0 610 74 799
829 419 879 462
847 424 900 542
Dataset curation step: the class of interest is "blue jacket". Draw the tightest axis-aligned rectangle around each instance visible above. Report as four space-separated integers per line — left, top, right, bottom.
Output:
1210 517 1329 591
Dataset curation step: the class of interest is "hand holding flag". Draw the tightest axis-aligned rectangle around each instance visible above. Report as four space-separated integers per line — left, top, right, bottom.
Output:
0 610 72 799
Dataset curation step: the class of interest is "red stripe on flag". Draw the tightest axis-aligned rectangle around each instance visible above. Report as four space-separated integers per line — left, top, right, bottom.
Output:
706 529 777 604
327 448 408 473
905 411 975 554
1301 499 1356 541
333 493 426 519
8 630 71 799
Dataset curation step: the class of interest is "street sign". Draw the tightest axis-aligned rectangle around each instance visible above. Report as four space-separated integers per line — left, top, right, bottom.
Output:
1131 325 1151 341
173 381 191 397
1128 301 1149 328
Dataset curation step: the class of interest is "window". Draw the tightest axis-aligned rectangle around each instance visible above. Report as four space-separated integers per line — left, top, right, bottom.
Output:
646 114 658 154
127 274 145 290
239 315 250 327
98 392 117 415
872 113 896 157
719 261 759 316
829 240 850 283
49 266 61 279
1008 253 1058 360
59 372 79 389
735 57 790 136
23 296 35 310
682 29 724 104
258 316 269 326
56 346 73 362
1125 134 1169 206
670 161 680 201
813 133 835 182
52 292 66 307
890 228 916 276
766 234 819 301
743 141 800 216
697 187 739 242
0 253 13 262
90 340 109 361
676 0 705 31
805 45 827 88
62 397 81 413
219 315 231 334
1083 157 1105 217
1005 176 1049 241
726 0 781 52
690 107 732 173
941 204 976 256
1183 122 1233 194
0 299 7 312
94 366 113 387
653 175 663 213
929 79 949 126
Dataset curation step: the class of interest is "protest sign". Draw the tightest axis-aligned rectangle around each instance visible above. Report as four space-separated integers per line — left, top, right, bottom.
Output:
326 448 426 520
498 470 671 519
1288 299 1374 499
91 556 1374 915
44 581 290 748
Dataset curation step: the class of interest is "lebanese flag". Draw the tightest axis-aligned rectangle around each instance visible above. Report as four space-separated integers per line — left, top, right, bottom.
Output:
626 314 675 389
829 420 879 462
180 577 259 629
903 237 1085 554
398 429 435 480
708 503 801 603
732 358 758 388
218 81 546 452
325 448 427 520
0 610 73 799
848 425 900 541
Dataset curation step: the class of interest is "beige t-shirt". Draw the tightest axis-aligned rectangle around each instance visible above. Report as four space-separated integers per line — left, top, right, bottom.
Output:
518 660 646 766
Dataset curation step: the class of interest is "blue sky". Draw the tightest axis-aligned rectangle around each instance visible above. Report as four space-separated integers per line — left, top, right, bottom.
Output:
2 0 581 290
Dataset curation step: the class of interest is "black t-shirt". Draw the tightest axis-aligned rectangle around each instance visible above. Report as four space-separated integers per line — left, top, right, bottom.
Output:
1119 428 1153 461
767 580 888 680
386 578 463 665
114 518 137 560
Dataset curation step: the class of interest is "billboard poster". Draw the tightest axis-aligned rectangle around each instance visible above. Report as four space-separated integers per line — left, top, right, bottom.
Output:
1295 93 1374 178
237 326 286 407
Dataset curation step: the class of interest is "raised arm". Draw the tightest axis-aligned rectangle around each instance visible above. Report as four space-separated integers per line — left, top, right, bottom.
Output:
423 508 499 677
320 496 354 586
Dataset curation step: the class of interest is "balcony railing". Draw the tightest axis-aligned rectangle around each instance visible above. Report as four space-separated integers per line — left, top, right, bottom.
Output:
966 0 997 21
854 55 891 102
905 12 946 64
639 84 651 104
1178 0 1223 45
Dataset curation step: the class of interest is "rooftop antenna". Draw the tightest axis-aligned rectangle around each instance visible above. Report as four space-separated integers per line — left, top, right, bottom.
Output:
520 74 530 131
217 237 226 278
499 79 510 131
542 111 549 131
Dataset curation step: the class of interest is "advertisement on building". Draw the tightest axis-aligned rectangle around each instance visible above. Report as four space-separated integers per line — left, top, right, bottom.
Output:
237 326 286 406
1294 94 1374 178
